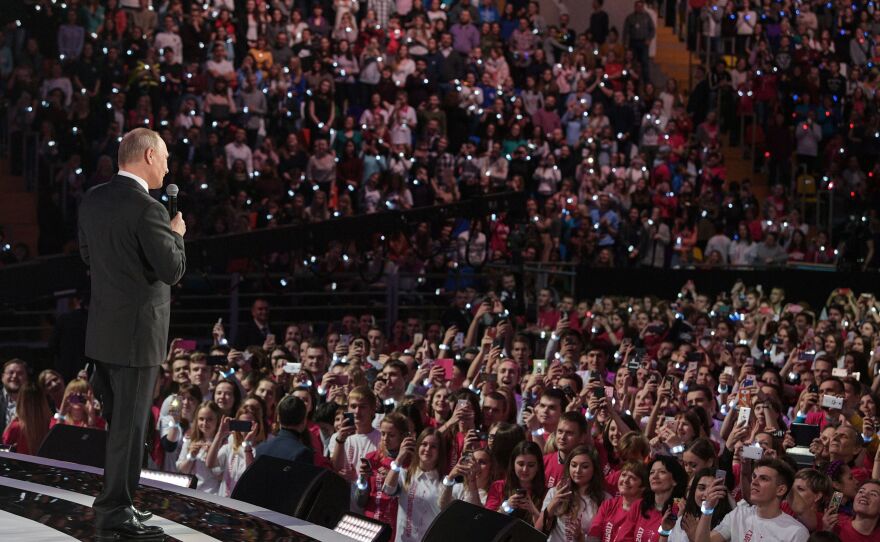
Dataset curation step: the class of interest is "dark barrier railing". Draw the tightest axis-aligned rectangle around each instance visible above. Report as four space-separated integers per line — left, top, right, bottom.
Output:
0 192 527 305
575 265 878 310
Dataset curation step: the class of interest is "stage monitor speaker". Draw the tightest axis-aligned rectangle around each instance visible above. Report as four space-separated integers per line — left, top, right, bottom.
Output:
231 455 349 529
36 424 106 468
422 499 545 542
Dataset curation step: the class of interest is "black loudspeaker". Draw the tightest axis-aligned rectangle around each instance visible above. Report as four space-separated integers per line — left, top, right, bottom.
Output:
231 455 349 529
422 500 545 542
36 424 107 468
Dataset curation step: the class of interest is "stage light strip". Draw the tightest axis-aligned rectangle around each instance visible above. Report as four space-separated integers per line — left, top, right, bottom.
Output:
0 475 222 542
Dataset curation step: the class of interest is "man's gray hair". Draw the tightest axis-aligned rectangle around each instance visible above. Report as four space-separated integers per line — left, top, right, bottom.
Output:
118 128 163 167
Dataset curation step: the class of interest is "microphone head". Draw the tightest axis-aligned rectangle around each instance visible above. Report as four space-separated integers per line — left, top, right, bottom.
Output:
166 184 179 197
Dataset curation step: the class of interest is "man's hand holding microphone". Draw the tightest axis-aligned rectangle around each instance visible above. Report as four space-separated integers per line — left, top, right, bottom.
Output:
166 184 187 237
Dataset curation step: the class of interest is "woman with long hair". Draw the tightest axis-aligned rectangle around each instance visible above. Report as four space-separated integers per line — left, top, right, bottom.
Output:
485 440 546 525
537 446 609 541
1 382 51 455
487 422 527 482
440 447 494 508
381 427 446 542
682 438 718 483
619 456 689 542
37 369 65 412
356 412 412 539
292 385 332 467
212 379 241 418
663 468 735 542
206 404 266 497
176 401 223 494
426 386 451 427
158 383 202 473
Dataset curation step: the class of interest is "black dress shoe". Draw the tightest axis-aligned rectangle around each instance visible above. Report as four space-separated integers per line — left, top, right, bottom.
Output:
131 506 153 522
96 516 164 540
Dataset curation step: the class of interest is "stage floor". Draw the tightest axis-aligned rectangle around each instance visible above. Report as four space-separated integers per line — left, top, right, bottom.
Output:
0 452 355 541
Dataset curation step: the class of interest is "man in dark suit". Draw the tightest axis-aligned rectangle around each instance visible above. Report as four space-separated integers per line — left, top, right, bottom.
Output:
236 297 276 349
254 395 313 465
49 291 89 383
79 127 186 540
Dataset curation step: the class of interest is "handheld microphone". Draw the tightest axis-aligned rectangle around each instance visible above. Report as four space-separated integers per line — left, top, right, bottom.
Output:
166 184 179 217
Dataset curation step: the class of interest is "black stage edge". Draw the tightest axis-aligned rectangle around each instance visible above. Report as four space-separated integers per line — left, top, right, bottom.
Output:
0 451 356 542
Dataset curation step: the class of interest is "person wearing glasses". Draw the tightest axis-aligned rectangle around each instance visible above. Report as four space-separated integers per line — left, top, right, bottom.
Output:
50 378 106 429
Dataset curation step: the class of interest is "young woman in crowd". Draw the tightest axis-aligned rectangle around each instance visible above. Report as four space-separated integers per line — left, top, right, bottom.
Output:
356 412 411 537
663 467 734 542
440 446 493 508
37 369 65 412
50 379 106 429
618 455 689 542
158 383 203 473
385 427 445 542
485 440 546 525
206 404 266 497
1 382 51 455
176 401 223 494
537 446 609 542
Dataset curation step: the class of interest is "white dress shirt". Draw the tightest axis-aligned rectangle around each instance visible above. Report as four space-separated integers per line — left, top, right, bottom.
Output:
395 469 442 542
117 170 150 193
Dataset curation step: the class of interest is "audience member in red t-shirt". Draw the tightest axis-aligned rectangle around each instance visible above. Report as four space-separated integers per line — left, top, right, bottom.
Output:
589 462 648 542
829 480 880 542
543 412 589 488
485 441 546 525
617 456 688 542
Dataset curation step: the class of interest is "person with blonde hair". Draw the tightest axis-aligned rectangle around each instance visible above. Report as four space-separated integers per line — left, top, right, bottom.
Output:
50 378 105 429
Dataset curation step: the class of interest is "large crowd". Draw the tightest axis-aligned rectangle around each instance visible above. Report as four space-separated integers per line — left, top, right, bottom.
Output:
0 0 878 269
4 279 880 542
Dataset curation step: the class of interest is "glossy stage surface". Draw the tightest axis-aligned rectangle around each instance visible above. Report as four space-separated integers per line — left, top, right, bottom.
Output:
0 452 356 541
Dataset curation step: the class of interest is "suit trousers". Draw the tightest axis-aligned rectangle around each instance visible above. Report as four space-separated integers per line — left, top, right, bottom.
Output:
91 363 159 529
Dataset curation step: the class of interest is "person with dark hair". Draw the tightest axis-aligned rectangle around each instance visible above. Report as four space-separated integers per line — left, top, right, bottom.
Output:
543 410 588 488
619 455 689 542
254 394 313 464
682 438 718 483
524 387 565 451
589 461 648 542
488 422 527 482
213 378 242 418
485 440 546 525
695 458 807 542
662 468 734 542
538 445 608 541
589 0 609 45
827 479 880 542
1 359 28 437
1 381 51 455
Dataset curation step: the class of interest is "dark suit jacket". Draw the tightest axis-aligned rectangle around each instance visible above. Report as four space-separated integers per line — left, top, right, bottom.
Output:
78 175 186 367
254 428 313 465
236 320 275 349
49 307 88 382
0 392 8 436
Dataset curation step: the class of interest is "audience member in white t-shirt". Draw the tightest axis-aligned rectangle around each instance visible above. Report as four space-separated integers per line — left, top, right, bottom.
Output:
328 386 381 482
695 459 808 542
